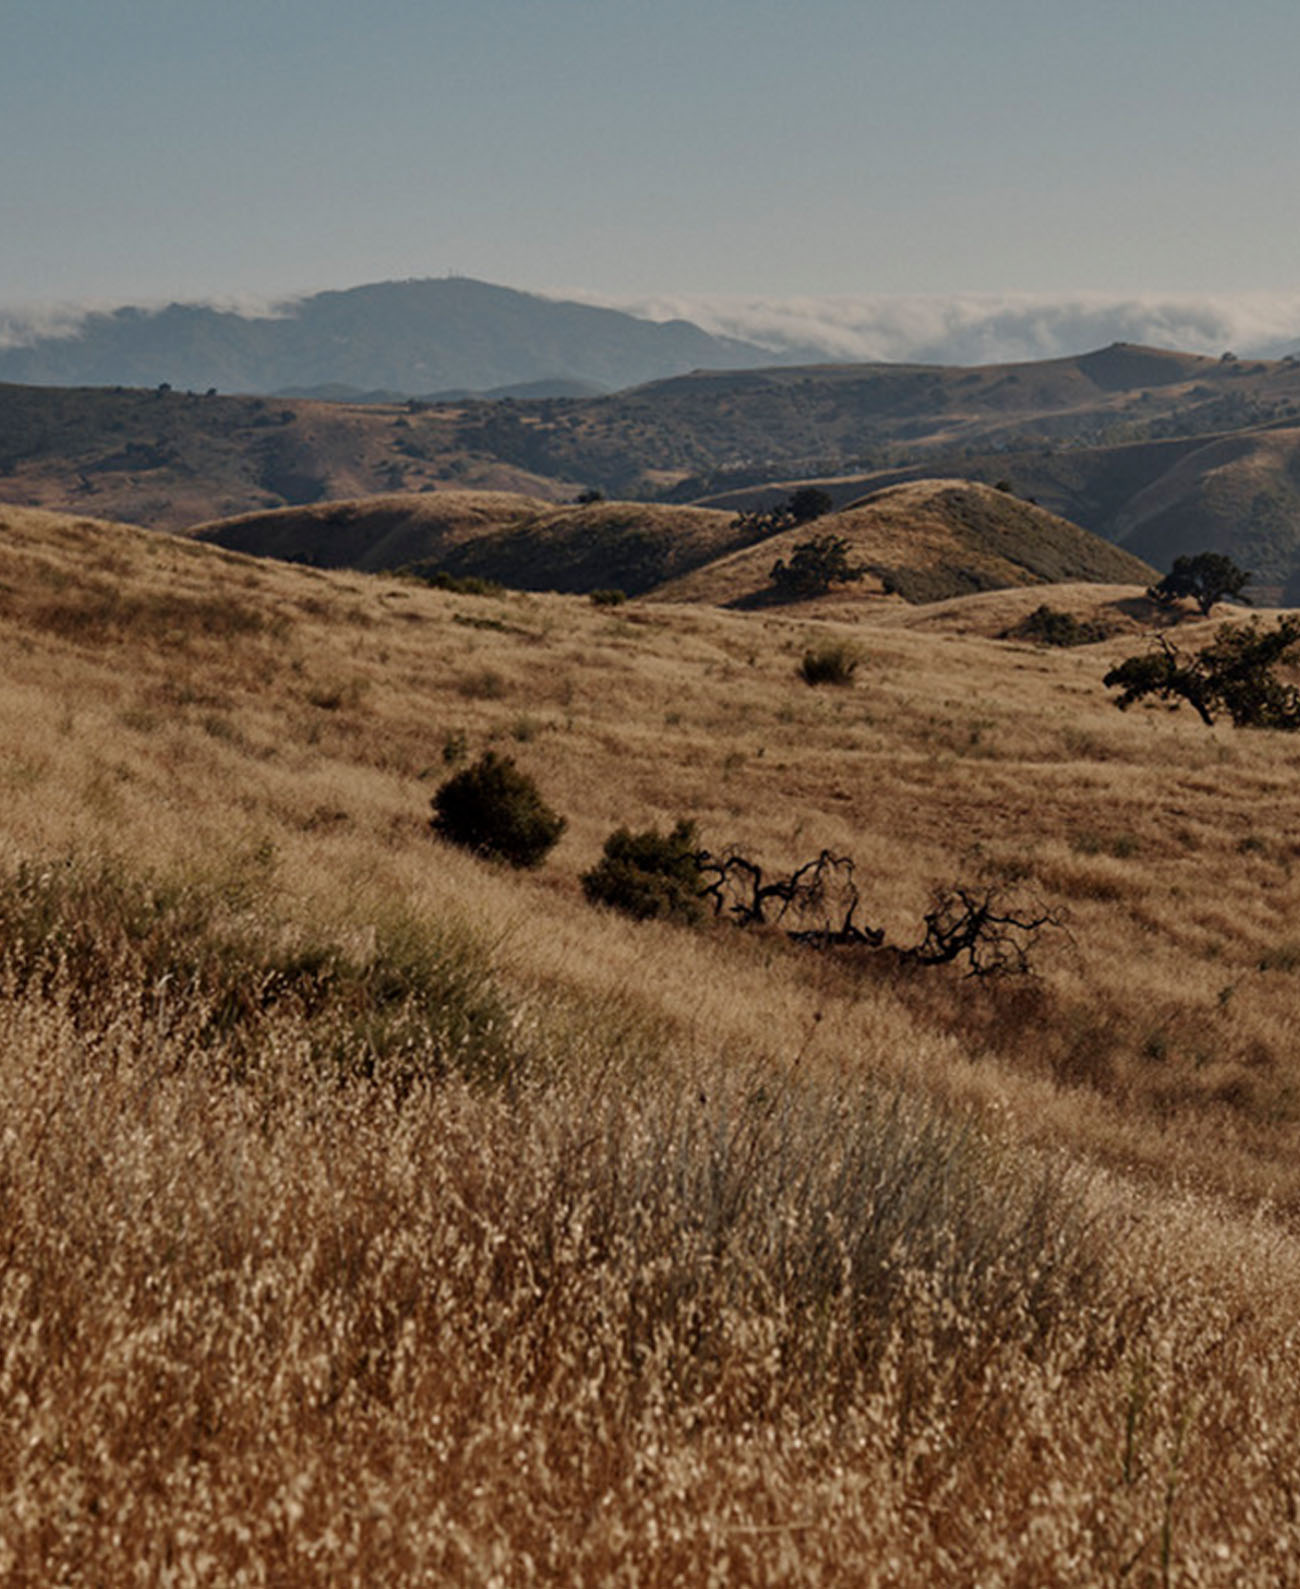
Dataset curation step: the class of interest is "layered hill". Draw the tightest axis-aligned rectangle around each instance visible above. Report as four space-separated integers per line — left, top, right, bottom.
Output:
465 343 1300 496
653 480 1156 609
0 382 573 532
7 341 1300 578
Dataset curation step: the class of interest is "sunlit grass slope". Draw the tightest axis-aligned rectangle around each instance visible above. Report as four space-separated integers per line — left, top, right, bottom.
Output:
2 503 1299 1581
655 478 1156 608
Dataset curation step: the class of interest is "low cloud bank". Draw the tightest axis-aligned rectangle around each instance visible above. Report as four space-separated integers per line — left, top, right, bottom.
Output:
0 291 300 351
5 283 1300 367
566 289 1300 366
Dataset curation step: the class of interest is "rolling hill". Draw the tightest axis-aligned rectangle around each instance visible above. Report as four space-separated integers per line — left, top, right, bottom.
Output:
7 341 1300 580
191 480 1154 607
3 500 1300 1576
652 480 1157 609
194 492 747 596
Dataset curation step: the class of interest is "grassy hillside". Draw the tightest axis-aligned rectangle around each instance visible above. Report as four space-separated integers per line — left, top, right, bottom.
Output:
3 503 1300 1578
194 481 1152 605
195 492 744 595
0 382 572 531
656 479 1156 608
191 489 556 571
690 430 1300 599
1113 426 1300 593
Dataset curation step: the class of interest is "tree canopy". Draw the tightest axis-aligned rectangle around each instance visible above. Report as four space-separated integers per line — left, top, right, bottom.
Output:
1104 618 1300 729
769 533 865 600
1150 552 1251 616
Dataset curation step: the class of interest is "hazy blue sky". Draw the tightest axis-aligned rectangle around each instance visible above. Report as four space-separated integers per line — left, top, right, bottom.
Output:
3 0 1297 315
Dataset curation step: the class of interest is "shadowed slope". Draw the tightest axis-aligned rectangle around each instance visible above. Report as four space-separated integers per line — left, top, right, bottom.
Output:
194 493 744 594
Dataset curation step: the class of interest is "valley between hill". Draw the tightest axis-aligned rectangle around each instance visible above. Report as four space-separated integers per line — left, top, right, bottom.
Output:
1 501 1298 1579
8 340 1300 588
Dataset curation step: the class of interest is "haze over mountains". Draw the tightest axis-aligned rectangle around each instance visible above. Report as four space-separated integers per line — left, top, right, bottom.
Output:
0 279 794 399
4 277 1300 400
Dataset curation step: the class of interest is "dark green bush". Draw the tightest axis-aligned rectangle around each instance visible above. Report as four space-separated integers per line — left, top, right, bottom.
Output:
582 820 705 923
430 752 566 868
1005 604 1111 647
589 588 628 607
416 569 504 597
789 486 834 523
799 639 859 686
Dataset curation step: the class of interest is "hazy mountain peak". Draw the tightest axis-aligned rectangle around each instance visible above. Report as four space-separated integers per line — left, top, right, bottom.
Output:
0 277 777 397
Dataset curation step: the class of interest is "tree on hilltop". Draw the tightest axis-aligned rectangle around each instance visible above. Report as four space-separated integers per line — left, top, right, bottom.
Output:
769 533 866 600
733 487 834 542
789 486 834 524
1149 552 1251 616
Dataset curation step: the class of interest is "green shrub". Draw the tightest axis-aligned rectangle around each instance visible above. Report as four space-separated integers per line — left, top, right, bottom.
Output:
582 819 705 923
799 639 859 686
1005 604 1111 647
430 752 566 868
589 588 628 607
416 569 504 597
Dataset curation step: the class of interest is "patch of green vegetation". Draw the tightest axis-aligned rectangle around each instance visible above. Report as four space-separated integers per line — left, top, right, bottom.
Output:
799 639 860 686
582 820 706 923
0 857 516 1083
416 569 505 597
1004 605 1113 647
874 564 1004 604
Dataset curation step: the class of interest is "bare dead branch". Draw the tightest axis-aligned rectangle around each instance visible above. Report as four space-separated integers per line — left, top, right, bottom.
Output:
903 886 1063 977
696 848 1060 974
698 848 883 945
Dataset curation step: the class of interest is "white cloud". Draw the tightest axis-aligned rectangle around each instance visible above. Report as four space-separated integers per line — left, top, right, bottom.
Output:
0 290 303 350
6 282 1300 367
558 288 1300 366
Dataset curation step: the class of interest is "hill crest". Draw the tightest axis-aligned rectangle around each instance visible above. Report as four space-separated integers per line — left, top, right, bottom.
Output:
653 479 1155 608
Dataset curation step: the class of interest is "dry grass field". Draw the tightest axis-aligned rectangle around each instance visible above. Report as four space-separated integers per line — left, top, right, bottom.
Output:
2 503 1300 1582
654 480 1155 609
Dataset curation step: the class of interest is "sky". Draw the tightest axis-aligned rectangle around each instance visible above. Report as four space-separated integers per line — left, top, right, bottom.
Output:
3 0 1299 358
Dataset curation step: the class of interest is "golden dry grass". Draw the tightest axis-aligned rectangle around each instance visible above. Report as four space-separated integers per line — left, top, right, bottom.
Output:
654 480 1154 610
2 502 1300 1581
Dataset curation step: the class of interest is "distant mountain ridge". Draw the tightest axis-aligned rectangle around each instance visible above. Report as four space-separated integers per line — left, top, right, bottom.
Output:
0 278 789 396
6 341 1300 583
